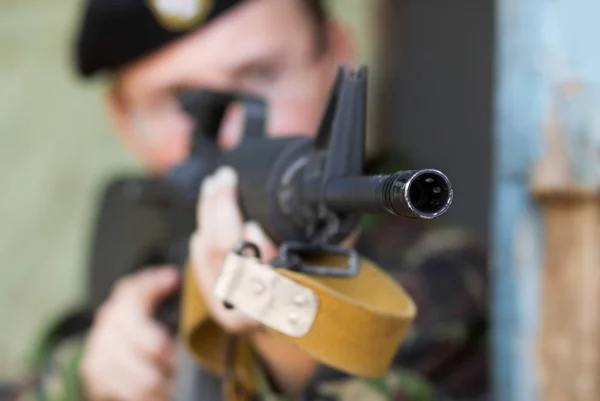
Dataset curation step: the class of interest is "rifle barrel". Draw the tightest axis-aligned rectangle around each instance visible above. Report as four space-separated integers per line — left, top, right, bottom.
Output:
323 169 453 219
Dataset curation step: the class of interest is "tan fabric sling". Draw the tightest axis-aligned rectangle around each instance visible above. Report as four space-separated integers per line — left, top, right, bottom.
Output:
180 254 417 400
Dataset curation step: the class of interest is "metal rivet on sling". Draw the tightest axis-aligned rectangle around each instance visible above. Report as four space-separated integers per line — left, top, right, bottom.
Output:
288 312 300 325
293 294 308 306
251 278 266 295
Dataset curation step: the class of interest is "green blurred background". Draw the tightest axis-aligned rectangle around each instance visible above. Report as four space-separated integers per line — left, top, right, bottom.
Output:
0 0 381 380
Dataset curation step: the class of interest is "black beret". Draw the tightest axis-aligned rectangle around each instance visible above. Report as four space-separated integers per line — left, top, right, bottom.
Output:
74 0 247 78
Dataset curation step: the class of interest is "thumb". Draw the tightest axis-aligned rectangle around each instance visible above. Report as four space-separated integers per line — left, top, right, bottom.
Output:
118 266 180 313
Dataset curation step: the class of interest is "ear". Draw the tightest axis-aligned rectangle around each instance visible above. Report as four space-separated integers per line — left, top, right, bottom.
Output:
324 19 357 69
104 84 147 160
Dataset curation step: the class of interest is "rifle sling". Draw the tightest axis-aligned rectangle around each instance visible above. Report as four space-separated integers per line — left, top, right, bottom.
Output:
180 254 416 400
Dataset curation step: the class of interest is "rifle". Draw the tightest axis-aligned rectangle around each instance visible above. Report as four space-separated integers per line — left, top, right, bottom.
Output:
86 64 453 334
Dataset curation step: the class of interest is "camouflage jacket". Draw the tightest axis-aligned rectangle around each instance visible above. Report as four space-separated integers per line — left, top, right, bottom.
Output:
9 156 490 401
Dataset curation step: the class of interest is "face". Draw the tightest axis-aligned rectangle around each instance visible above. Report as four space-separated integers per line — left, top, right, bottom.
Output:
108 0 354 173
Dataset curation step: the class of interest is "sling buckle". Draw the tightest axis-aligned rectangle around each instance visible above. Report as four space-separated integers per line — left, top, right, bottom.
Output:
213 247 319 337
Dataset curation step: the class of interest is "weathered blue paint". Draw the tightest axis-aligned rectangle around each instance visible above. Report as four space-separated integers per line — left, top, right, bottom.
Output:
493 0 600 399
492 0 544 399
491 188 543 401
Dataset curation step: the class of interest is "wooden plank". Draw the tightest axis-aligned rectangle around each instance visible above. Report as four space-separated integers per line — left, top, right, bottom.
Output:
532 83 600 400
534 196 600 400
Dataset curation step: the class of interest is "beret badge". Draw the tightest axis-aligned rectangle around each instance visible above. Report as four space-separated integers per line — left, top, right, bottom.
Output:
146 0 215 31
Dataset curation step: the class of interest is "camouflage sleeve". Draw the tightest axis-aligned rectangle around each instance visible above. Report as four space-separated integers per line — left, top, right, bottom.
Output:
11 335 87 401
386 227 490 400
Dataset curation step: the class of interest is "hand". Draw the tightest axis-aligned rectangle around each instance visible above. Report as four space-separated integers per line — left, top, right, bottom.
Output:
190 166 279 334
80 267 179 401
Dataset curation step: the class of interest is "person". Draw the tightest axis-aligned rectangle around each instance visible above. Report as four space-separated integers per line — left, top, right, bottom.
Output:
12 0 490 400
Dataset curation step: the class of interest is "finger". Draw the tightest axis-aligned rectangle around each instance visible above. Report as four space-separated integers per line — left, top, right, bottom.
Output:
114 267 180 314
189 232 227 308
197 174 216 228
201 166 244 253
217 102 245 149
81 321 173 401
244 221 279 263
189 231 205 273
99 329 172 401
80 332 146 401
112 307 176 372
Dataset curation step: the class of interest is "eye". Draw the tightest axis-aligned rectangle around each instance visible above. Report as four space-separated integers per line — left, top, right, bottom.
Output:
245 63 281 86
